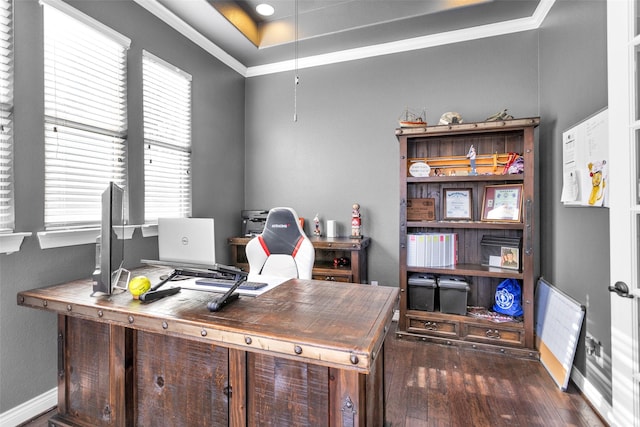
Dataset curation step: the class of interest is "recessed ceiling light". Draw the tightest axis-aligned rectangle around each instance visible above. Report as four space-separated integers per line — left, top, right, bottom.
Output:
256 3 275 17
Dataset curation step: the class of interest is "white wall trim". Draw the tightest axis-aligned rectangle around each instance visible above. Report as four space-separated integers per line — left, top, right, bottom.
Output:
0 232 32 254
140 223 158 237
135 0 555 78
37 227 100 249
570 366 614 425
37 225 138 249
0 387 57 426
247 15 540 77
132 0 247 76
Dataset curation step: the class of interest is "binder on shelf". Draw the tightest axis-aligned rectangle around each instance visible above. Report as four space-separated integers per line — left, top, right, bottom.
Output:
417 234 427 266
407 234 418 267
406 233 458 267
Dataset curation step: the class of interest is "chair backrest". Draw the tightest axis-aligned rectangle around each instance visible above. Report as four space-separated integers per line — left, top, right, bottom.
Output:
245 207 315 281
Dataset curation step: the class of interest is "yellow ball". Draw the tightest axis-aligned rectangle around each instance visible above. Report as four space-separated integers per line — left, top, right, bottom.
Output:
128 275 151 299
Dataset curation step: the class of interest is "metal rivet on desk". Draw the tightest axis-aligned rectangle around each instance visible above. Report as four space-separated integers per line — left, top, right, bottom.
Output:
66 304 72 312
128 315 134 324
43 300 48 307
350 354 359 365
201 329 207 337
97 310 104 318
162 321 168 330
245 336 252 345
294 345 302 355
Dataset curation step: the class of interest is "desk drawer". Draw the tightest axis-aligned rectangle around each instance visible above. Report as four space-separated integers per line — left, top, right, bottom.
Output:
312 273 353 283
407 315 459 338
462 323 525 347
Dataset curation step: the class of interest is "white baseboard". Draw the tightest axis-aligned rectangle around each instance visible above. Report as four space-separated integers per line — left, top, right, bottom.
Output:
0 388 56 426
570 366 613 425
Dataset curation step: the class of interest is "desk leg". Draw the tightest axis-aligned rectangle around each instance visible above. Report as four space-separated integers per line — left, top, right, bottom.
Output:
329 368 365 427
56 314 67 418
351 250 368 284
228 348 247 427
329 348 385 427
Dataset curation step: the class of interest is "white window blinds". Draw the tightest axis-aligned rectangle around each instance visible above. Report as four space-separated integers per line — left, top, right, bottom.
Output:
143 51 192 223
43 0 130 229
0 0 13 232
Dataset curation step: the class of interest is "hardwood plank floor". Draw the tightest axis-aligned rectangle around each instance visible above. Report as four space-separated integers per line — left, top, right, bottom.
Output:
19 329 607 427
384 335 607 427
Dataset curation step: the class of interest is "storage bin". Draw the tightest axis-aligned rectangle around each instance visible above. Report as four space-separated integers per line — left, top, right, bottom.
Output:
408 273 437 311
438 276 469 315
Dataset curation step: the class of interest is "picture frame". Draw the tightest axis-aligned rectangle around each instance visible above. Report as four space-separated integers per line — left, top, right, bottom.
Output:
481 184 523 222
443 188 473 220
499 246 520 271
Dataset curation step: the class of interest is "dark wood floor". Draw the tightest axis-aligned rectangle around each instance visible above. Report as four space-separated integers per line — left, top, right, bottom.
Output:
20 330 606 427
384 335 607 427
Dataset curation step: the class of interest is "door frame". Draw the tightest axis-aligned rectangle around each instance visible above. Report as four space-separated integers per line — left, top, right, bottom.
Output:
607 0 640 425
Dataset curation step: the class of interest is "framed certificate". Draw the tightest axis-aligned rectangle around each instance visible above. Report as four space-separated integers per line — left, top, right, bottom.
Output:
481 184 523 222
443 188 472 220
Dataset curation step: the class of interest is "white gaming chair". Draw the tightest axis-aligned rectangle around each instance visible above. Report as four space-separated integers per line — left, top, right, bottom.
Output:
245 207 315 282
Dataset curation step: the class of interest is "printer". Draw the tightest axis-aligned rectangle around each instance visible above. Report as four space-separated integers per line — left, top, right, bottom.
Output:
242 210 268 236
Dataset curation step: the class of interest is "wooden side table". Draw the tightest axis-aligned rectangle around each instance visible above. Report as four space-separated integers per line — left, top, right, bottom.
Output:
228 236 371 284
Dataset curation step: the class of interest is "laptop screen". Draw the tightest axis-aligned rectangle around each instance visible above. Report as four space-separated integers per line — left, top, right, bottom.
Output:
157 218 216 267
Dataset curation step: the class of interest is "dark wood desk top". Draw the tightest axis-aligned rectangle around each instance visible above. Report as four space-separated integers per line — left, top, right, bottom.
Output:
17 266 398 373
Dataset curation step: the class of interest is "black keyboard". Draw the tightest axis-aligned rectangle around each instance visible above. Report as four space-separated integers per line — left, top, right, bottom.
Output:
195 278 268 290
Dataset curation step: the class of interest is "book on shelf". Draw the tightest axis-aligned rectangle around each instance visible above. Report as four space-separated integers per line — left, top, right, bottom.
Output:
407 233 458 267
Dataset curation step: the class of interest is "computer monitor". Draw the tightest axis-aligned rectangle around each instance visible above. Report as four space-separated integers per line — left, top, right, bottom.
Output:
92 182 127 295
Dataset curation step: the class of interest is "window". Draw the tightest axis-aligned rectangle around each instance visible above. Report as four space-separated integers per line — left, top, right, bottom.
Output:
143 51 192 223
0 0 13 232
42 0 130 229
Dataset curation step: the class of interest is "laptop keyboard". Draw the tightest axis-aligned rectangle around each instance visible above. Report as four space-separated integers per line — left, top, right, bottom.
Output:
195 278 268 290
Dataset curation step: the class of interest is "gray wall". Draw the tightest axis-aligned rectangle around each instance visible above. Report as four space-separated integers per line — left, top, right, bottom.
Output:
539 0 611 401
0 0 245 412
245 33 540 287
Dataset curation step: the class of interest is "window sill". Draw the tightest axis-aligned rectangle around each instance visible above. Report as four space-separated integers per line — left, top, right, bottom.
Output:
37 226 138 249
141 224 158 237
0 232 33 254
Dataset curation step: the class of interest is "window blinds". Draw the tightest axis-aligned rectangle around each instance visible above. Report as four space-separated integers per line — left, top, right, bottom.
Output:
43 1 130 229
143 51 192 223
0 0 13 232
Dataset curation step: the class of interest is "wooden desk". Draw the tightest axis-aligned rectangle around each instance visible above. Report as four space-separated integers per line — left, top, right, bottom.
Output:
17 266 398 426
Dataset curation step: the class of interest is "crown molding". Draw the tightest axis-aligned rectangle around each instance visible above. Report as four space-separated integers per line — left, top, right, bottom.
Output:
133 0 247 76
136 0 555 78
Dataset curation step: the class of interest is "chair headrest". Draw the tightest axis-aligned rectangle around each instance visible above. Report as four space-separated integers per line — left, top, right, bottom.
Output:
259 207 306 255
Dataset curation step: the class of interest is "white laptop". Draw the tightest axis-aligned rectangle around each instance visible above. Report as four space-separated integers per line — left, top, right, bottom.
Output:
143 217 217 269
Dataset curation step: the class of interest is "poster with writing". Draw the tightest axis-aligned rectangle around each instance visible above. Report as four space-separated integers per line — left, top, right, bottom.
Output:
561 108 609 207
